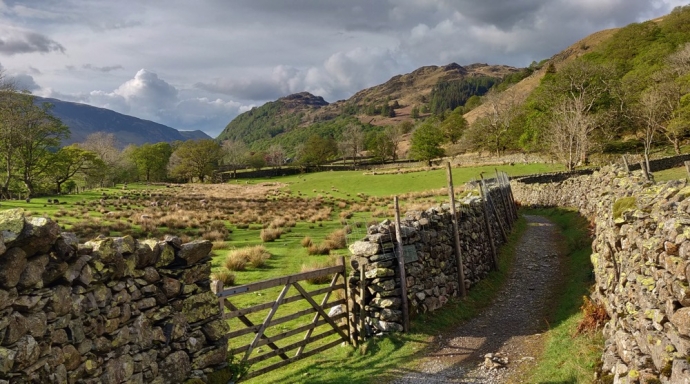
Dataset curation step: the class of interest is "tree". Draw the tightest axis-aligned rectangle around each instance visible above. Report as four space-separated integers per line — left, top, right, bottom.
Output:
129 142 173 182
385 124 405 161
366 131 395 163
543 61 615 169
221 140 248 178
409 120 445 166
0 75 21 199
246 152 267 171
410 106 420 119
78 132 133 186
338 124 364 165
11 96 70 197
48 145 102 193
298 135 338 168
168 139 221 182
469 89 522 155
265 144 286 169
440 107 468 144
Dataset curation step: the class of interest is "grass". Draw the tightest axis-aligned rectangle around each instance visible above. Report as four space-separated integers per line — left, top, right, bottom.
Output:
521 208 604 384
654 165 688 182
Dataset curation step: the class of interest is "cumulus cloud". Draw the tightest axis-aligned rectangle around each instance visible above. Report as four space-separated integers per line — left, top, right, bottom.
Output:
0 26 64 55
41 69 251 135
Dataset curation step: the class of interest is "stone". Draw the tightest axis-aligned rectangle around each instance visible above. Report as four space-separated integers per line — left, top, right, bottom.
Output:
62 344 81 371
178 240 212 265
202 319 229 342
17 217 60 256
63 255 91 283
13 335 40 370
370 297 401 309
3 312 27 345
0 208 25 243
380 309 402 322
365 268 395 279
192 348 226 370
18 254 49 290
349 241 381 257
113 235 137 255
157 243 176 268
671 307 690 336
143 267 160 283
0 247 27 288
49 285 73 316
0 289 16 311
0 346 16 375
160 277 181 298
159 351 191 383
137 240 160 268
42 261 69 286
102 355 135 383
181 292 219 323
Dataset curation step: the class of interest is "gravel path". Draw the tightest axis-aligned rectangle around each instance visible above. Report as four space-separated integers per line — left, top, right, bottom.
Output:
389 215 564 384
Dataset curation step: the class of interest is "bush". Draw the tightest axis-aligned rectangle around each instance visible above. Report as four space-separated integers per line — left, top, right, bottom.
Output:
231 245 271 268
308 243 331 255
203 229 227 242
301 236 313 248
211 269 236 286
224 254 247 271
301 258 337 284
325 228 347 249
260 228 283 242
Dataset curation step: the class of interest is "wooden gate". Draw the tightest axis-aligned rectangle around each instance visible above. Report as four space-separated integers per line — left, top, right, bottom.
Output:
215 256 351 381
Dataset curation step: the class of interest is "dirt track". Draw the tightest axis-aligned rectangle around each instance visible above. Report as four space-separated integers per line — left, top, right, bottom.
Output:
389 215 565 384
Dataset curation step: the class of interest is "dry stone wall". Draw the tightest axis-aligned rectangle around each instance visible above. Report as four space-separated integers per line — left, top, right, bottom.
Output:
512 165 690 383
0 209 228 384
347 185 515 338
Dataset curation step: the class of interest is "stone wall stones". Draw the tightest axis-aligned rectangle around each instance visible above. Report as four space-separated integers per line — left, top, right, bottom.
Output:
512 165 690 383
348 184 514 338
0 209 228 384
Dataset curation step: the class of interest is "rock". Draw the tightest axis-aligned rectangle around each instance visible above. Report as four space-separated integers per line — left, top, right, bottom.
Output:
102 354 135 383
136 240 160 268
202 319 229 342
192 348 226 370
13 335 39 370
0 208 25 243
42 261 69 286
178 240 212 265
0 346 16 374
349 241 381 257
3 312 27 345
181 292 219 323
18 254 49 290
0 289 16 311
160 277 181 298
159 351 191 383
113 235 136 255
672 308 690 336
0 247 27 288
370 297 401 309
49 285 73 316
62 344 81 371
157 243 176 268
17 217 60 256
365 268 395 279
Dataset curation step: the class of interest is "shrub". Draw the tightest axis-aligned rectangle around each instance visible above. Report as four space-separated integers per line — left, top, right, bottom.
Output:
301 258 337 284
232 245 271 268
307 243 331 255
211 269 236 286
212 241 230 250
203 230 227 242
224 254 247 271
324 228 347 250
301 236 313 248
260 228 283 242
576 296 609 334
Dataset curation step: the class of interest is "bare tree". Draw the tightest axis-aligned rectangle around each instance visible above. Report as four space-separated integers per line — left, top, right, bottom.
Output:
265 144 286 169
470 89 522 156
221 140 248 178
544 61 614 169
338 123 365 166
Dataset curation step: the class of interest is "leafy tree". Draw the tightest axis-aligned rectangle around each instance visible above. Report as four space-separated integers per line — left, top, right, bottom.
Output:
168 139 222 182
428 77 499 115
221 140 248 178
10 95 70 197
297 135 337 167
410 106 420 119
129 142 173 182
409 120 445 166
246 152 267 171
440 107 468 144
48 145 102 193
463 95 482 113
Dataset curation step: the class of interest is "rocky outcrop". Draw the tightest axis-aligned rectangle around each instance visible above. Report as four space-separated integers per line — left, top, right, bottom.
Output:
348 184 514 338
513 165 690 383
0 209 227 384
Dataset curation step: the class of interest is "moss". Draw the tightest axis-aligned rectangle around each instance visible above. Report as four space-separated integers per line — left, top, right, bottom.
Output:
645 378 662 384
661 359 673 377
207 368 234 384
599 373 614 384
613 197 637 219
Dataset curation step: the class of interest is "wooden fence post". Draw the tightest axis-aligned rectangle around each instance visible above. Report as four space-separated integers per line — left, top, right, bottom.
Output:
393 196 410 332
479 181 500 271
481 176 508 242
685 161 690 180
495 169 512 229
337 256 353 346
359 263 366 343
446 163 467 298
503 172 518 220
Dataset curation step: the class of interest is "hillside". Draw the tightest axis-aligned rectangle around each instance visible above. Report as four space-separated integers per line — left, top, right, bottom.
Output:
37 97 211 147
217 63 519 148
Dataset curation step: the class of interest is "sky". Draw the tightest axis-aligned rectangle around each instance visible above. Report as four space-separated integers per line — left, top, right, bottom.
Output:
0 0 686 138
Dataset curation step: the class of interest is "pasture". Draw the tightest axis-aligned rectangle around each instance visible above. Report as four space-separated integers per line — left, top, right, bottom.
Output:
0 162 562 383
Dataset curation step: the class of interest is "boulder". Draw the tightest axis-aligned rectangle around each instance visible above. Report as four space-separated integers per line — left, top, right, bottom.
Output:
0 247 27 288
177 240 212 265
349 241 381 257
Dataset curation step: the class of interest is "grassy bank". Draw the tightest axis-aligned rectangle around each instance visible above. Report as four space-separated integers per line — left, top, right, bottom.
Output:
522 208 604 384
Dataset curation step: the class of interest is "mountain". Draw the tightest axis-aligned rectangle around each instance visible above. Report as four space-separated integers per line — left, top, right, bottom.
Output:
36 97 211 147
217 63 519 147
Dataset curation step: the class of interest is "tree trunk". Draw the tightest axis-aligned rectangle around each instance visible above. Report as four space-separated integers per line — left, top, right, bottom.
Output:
674 139 682 155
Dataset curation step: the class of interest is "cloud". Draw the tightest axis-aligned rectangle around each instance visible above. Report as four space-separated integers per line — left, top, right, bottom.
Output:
41 69 251 136
82 64 123 72
0 26 65 55
10 73 40 91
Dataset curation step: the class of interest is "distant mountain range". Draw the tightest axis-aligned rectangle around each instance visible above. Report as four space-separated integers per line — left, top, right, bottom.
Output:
36 97 211 147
